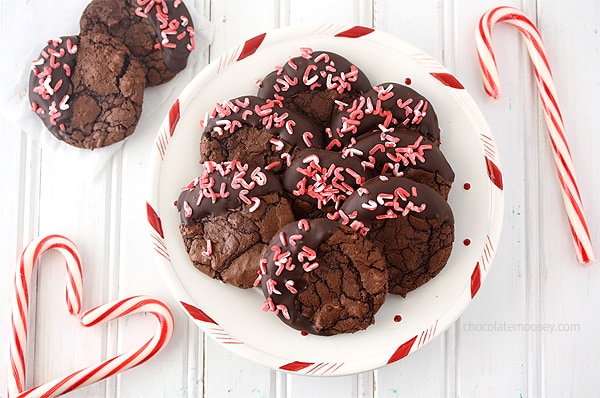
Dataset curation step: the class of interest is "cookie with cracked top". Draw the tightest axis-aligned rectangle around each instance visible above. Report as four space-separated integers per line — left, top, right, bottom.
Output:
200 96 324 172
335 176 454 296
257 49 371 129
80 0 195 86
29 33 146 149
177 160 295 289
258 218 388 336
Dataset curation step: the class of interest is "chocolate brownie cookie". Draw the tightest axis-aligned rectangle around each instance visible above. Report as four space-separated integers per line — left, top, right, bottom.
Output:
257 49 371 129
200 96 323 172
80 0 195 86
282 148 373 218
258 218 388 335
334 176 454 296
177 160 295 288
29 33 146 149
342 129 455 199
328 82 441 148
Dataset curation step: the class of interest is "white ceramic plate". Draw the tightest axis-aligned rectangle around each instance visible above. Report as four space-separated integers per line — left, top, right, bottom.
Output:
146 24 504 376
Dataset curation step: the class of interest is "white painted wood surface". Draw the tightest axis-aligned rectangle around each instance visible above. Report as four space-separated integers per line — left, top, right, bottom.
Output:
1 0 599 396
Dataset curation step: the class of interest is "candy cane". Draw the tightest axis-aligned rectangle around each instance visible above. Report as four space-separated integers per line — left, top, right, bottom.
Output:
14 296 174 398
8 236 174 398
476 6 595 265
9 235 83 397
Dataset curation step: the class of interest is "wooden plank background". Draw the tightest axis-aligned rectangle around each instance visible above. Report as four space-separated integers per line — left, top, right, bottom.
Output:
0 0 599 396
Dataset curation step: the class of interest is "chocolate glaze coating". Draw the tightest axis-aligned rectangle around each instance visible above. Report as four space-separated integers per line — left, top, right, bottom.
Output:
328 82 441 147
343 129 455 199
337 176 454 296
177 160 282 225
141 0 195 73
259 219 388 335
201 96 323 171
29 36 80 139
257 50 371 128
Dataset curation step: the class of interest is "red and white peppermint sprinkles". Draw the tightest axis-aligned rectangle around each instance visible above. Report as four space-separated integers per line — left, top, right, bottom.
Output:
477 6 595 264
329 83 428 140
328 175 427 235
343 130 434 176
292 153 366 209
8 235 174 398
178 160 274 228
272 48 360 94
136 0 195 52
257 220 317 320
30 37 78 132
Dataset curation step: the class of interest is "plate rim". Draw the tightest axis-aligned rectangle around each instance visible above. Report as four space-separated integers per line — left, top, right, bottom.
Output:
146 23 505 376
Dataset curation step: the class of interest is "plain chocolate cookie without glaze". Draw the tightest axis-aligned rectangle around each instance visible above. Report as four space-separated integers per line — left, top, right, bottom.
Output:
258 218 388 336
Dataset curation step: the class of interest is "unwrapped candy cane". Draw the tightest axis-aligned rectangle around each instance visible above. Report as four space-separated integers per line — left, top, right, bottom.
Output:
8 235 174 398
476 6 595 265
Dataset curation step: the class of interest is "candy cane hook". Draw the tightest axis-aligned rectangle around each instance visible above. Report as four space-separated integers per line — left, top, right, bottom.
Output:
8 236 174 398
476 6 595 265
9 235 83 397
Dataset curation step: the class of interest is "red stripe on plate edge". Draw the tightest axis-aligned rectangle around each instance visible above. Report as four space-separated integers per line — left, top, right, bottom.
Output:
181 301 218 324
334 26 375 38
146 203 164 239
237 33 267 61
387 335 418 364
279 361 314 372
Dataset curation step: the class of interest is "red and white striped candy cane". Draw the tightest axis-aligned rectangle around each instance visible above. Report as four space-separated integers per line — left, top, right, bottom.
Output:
14 296 174 398
9 235 83 397
476 6 595 265
8 235 174 398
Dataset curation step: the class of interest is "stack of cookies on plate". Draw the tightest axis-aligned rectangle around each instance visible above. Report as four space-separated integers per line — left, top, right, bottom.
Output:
177 48 455 336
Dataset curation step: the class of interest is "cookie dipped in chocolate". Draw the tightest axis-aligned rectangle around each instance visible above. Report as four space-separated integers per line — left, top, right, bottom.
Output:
257 49 371 129
328 82 441 148
334 176 454 296
80 0 195 86
177 160 295 288
177 159 282 224
29 36 80 139
342 129 455 199
201 96 323 173
258 218 388 336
